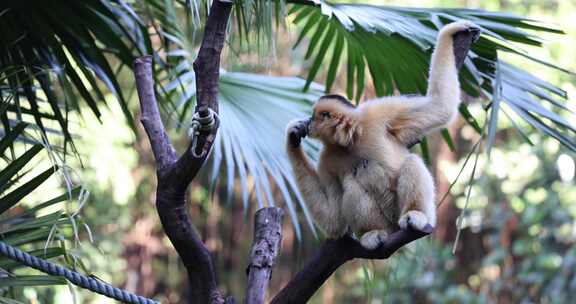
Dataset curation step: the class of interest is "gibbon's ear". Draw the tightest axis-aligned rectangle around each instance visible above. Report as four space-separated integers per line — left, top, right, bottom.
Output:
333 114 362 147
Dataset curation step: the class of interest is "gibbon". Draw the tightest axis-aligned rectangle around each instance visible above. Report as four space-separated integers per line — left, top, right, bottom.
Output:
286 21 479 249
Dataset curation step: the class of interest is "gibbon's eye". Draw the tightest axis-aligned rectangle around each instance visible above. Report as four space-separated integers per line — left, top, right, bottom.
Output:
320 111 331 120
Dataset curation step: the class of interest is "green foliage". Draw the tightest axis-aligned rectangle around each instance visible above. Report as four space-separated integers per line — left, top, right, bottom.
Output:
0 127 87 300
291 2 576 152
364 150 576 303
0 0 148 144
0 1 574 301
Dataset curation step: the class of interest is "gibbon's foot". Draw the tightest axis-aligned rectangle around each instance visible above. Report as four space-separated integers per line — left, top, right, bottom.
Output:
398 210 431 232
360 230 388 250
287 119 310 148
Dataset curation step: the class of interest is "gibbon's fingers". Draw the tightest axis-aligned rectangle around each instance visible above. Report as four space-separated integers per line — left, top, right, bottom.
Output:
465 26 481 42
287 119 310 148
439 20 480 37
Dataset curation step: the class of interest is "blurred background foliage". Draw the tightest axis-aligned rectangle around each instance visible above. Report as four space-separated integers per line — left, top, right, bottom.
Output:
0 0 575 303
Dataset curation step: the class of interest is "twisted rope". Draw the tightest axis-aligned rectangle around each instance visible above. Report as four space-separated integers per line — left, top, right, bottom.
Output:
0 241 159 304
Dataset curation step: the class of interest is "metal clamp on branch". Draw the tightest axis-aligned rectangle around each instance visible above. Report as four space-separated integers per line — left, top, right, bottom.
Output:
189 108 219 158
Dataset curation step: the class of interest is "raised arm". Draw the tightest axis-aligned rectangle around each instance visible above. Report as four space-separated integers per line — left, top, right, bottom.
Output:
286 119 343 237
363 21 479 146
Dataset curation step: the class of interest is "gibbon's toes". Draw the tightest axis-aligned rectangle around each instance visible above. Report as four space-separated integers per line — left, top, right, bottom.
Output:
360 230 387 250
398 210 430 232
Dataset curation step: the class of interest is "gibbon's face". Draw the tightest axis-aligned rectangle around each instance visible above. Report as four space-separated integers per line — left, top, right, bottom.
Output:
308 95 357 147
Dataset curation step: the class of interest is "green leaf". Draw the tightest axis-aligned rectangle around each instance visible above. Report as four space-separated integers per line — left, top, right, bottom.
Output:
0 122 27 157
0 144 43 191
2 211 64 235
0 0 141 142
441 129 455 152
0 296 26 304
459 103 483 134
291 2 575 151
0 247 66 270
486 60 502 158
0 276 67 287
0 166 57 215
168 69 323 238
2 227 54 247
325 31 345 93
304 22 336 91
419 137 430 166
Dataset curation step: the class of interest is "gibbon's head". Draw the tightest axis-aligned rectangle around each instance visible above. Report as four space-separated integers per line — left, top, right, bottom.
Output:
308 94 360 147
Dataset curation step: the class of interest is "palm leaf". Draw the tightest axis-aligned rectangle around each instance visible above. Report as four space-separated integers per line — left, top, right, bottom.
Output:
0 276 67 287
291 2 575 151
0 0 148 144
168 66 323 239
151 1 324 237
0 133 86 296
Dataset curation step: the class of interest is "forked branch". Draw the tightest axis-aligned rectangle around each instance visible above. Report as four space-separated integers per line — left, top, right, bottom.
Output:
133 1 233 303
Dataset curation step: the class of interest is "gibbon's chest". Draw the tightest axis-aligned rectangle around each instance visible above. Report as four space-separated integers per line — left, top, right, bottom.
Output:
352 130 410 172
317 149 364 181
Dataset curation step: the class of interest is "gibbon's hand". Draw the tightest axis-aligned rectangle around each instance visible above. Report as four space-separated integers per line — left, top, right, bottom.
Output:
287 119 310 148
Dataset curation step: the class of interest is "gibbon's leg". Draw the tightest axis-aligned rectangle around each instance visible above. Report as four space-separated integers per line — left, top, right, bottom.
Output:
397 155 436 231
286 119 344 238
342 167 391 250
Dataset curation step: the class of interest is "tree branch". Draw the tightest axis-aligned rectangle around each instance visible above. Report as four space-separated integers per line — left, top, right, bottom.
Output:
134 56 177 172
245 208 284 304
270 226 432 304
170 0 234 193
270 29 480 304
133 1 233 303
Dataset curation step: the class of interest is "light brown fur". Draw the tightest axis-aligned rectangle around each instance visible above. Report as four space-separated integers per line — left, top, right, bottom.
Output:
286 21 478 249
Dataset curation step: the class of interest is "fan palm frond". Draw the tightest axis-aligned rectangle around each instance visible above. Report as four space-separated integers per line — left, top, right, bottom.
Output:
167 65 323 238
290 2 575 152
0 130 89 291
149 0 323 237
0 0 148 144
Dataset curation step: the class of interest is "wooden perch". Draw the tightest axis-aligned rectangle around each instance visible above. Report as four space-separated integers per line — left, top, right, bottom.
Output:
246 208 284 304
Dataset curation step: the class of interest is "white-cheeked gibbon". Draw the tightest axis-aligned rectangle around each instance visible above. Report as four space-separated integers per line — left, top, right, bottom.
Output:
286 21 480 249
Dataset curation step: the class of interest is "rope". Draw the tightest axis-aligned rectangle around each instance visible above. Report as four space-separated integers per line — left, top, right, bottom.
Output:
0 241 159 304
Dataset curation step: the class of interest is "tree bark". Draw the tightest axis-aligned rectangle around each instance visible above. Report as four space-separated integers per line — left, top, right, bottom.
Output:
133 1 233 303
270 226 432 304
245 208 284 304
